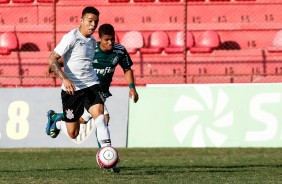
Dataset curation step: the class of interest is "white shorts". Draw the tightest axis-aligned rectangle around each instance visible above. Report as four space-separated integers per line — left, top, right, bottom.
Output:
81 103 109 122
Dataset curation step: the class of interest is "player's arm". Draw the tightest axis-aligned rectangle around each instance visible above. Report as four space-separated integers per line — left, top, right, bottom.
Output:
48 51 75 94
48 51 66 79
45 57 64 77
124 68 139 103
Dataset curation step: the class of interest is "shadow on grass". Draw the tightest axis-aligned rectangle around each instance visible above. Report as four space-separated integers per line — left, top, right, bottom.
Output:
1 164 282 175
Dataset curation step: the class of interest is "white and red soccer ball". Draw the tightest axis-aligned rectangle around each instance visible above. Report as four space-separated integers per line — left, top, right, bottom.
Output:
96 146 119 169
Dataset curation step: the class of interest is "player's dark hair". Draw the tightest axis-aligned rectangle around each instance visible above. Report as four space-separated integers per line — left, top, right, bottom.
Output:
82 6 100 18
98 24 115 37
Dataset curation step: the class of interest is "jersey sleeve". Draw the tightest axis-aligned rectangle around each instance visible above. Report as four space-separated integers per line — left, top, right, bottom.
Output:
119 47 133 71
54 33 76 57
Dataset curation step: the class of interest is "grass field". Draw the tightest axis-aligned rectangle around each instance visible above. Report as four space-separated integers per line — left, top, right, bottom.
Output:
0 148 282 184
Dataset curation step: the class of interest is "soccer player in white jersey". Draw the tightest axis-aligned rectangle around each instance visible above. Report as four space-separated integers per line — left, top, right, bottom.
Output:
46 23 139 173
46 6 111 149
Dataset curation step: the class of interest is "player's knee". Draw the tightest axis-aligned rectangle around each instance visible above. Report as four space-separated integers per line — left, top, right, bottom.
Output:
79 117 87 124
67 131 79 139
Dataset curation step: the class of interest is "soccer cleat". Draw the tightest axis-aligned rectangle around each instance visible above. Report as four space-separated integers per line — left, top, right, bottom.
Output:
46 110 64 138
107 166 120 173
50 122 60 138
46 110 55 136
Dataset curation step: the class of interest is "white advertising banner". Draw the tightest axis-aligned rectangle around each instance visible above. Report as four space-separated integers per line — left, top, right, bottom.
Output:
0 87 129 148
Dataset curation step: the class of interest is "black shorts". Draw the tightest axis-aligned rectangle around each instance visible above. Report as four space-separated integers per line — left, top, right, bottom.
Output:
61 84 104 122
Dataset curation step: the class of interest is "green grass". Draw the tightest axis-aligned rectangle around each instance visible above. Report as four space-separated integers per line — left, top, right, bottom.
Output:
0 148 282 184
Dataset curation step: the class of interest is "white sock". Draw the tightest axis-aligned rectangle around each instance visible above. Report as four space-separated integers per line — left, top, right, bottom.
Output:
95 115 111 147
56 120 70 138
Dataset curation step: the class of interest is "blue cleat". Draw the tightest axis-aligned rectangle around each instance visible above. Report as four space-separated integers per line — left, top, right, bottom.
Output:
50 122 60 138
46 110 64 138
46 110 55 136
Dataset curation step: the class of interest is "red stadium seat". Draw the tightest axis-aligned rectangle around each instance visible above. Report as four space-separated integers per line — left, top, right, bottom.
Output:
209 0 230 2
165 31 194 53
140 31 169 54
134 0 155 2
190 30 220 53
120 31 144 54
109 0 130 2
0 0 10 3
0 32 18 54
159 0 180 2
37 0 58 2
12 0 34 2
267 30 282 52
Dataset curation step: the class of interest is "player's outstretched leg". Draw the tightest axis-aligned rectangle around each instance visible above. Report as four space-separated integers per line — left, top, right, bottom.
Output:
46 110 64 138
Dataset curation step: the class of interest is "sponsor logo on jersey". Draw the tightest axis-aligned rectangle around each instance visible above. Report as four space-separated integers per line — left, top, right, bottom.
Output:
94 67 115 76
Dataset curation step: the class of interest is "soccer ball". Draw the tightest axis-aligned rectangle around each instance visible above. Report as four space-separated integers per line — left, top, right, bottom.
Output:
96 146 119 169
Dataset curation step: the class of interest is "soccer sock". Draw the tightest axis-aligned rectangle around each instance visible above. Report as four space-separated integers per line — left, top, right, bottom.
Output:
95 115 111 148
52 113 64 122
56 120 70 138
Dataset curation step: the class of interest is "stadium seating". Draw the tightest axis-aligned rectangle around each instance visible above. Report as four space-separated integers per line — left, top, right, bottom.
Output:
252 75 282 83
189 30 220 53
0 32 18 55
37 0 57 2
165 31 194 53
0 77 21 87
192 76 232 84
142 63 185 76
0 0 10 3
133 0 155 2
120 31 144 54
267 30 282 52
21 77 55 87
135 76 189 85
108 0 130 2
12 0 34 3
140 31 169 54
159 0 181 2
187 49 264 75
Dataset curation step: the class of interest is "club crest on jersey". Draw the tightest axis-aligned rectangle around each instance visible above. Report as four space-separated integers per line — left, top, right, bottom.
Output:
111 56 119 65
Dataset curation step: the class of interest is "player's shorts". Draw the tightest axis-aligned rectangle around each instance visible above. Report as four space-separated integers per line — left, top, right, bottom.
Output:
61 84 104 122
81 102 109 122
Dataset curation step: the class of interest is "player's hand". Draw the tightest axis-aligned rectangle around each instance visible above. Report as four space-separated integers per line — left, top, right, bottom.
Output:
63 78 76 95
129 89 139 103
45 66 53 77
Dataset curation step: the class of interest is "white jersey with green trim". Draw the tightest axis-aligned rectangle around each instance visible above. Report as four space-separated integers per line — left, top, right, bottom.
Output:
54 28 99 91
